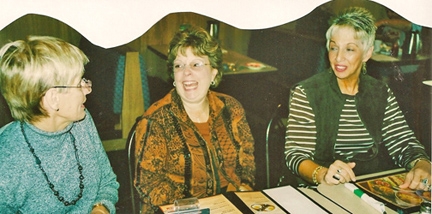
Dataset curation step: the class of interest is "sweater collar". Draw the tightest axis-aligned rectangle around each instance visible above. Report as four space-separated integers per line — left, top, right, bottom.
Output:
169 89 225 125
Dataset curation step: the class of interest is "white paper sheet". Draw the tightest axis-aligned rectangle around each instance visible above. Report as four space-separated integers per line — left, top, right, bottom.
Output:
263 186 328 214
160 195 241 214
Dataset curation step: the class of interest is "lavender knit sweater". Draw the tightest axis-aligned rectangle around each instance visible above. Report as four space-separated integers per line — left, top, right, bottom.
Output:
0 109 119 213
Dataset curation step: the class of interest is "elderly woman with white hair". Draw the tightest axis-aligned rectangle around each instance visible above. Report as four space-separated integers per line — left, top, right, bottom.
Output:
0 36 119 213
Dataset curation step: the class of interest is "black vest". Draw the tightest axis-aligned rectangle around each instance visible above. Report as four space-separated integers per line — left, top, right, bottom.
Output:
296 71 395 175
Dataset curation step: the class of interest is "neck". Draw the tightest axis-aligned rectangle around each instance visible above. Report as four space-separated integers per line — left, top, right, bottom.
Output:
183 99 210 123
31 117 70 132
337 77 360 96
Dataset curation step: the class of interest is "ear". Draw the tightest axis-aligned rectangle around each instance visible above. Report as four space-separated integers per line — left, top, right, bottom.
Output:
211 68 218 81
42 88 60 112
363 46 373 62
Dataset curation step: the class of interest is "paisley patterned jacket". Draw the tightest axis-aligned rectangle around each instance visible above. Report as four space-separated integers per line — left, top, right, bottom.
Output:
134 89 255 213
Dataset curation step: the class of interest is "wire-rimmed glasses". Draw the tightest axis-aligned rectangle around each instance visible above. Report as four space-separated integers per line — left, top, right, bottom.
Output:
173 61 210 73
52 78 92 91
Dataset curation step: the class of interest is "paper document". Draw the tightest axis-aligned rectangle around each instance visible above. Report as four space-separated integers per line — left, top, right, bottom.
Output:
199 194 242 213
235 191 285 213
160 194 241 214
263 185 328 214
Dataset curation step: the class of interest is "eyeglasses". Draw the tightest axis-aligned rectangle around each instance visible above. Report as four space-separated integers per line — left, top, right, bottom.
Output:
52 78 92 90
173 61 210 73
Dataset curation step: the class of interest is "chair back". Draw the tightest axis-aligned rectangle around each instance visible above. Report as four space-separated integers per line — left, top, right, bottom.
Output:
265 103 292 188
126 116 142 214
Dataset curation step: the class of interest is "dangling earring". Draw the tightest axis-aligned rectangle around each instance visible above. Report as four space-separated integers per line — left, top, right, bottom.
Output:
362 62 367 74
211 80 215 86
173 81 176 87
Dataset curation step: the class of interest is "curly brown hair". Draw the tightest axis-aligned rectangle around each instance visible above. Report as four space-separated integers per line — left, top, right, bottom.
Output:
167 25 223 88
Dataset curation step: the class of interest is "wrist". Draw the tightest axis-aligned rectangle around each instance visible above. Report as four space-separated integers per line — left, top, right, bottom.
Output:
312 166 324 185
408 158 431 170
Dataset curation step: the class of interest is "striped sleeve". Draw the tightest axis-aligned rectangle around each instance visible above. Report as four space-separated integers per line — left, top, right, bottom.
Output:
381 88 429 168
284 86 317 176
284 85 429 176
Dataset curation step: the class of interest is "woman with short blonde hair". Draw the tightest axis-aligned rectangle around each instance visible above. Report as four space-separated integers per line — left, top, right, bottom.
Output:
0 36 119 213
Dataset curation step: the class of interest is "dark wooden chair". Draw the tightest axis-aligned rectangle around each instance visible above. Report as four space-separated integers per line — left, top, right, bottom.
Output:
265 103 298 188
126 116 142 214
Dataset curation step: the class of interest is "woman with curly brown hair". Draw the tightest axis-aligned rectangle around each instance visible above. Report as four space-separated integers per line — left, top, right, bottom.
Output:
134 25 256 213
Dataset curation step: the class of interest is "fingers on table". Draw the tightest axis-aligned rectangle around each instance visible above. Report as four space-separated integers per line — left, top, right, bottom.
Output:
329 167 352 183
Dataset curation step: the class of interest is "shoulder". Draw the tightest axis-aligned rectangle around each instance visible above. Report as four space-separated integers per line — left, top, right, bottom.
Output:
144 90 174 118
291 85 308 98
360 74 387 86
0 121 20 147
359 74 389 94
211 91 243 108
297 71 333 89
209 91 246 119
211 91 246 116
0 121 28 164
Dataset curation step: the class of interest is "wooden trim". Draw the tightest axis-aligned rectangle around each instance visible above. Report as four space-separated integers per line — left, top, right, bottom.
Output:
105 52 145 152
121 52 145 138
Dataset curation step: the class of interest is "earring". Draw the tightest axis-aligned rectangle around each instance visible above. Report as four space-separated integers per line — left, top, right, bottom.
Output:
173 81 176 87
362 63 367 74
211 80 215 86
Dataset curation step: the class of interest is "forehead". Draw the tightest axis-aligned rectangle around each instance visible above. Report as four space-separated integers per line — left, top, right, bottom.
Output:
175 47 208 61
330 26 362 45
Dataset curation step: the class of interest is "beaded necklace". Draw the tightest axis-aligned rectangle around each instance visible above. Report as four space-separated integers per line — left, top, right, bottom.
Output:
20 122 84 206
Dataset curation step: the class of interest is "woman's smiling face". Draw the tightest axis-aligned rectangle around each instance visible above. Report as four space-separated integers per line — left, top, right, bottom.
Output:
328 26 372 81
173 47 218 104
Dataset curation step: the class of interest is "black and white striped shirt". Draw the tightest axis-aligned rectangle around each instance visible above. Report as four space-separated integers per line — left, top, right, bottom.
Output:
285 85 426 176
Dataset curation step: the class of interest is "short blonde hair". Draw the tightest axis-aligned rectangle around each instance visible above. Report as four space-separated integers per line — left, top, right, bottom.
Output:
326 7 376 52
0 35 89 122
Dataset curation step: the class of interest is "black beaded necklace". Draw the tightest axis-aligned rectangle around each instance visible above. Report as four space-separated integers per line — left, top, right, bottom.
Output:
20 122 84 206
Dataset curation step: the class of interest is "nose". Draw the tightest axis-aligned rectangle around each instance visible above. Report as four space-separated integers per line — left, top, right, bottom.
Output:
334 50 344 62
183 66 193 75
81 78 92 94
82 86 92 94
79 84 92 95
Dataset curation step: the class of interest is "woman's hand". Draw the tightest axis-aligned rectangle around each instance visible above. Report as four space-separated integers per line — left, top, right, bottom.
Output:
400 160 431 190
323 160 356 185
